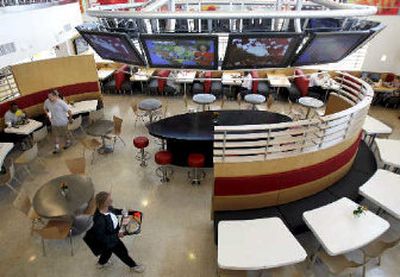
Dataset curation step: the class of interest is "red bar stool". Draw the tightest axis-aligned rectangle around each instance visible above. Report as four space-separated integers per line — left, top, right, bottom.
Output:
133 136 150 167
187 153 206 185
155 150 173 183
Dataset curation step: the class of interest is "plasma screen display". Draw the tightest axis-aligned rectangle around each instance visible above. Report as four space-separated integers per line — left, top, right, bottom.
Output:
222 34 302 69
293 32 370 66
78 30 145 65
141 35 218 69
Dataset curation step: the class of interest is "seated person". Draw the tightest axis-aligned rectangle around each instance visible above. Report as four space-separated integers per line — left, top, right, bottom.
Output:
361 72 381 85
165 70 181 96
308 71 328 99
4 102 26 127
239 71 253 97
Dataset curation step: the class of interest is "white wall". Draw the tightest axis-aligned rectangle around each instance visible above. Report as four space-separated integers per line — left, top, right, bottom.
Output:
0 3 82 68
361 16 400 74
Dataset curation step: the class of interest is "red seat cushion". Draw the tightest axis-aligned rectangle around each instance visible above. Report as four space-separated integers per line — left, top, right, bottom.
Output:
133 136 149 149
188 153 205 168
155 151 173 165
385 73 395 83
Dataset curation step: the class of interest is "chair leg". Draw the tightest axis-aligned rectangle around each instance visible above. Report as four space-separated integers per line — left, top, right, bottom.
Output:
42 238 46 256
69 229 74 256
118 136 126 146
377 256 381 266
362 253 367 277
5 182 18 194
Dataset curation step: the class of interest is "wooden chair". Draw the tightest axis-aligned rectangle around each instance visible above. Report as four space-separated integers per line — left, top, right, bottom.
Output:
110 115 126 148
32 126 48 144
210 96 225 111
79 138 102 164
361 237 400 276
64 157 86 175
14 143 46 178
287 98 304 120
84 196 96 215
88 109 104 125
131 100 147 126
257 94 274 111
183 94 197 113
33 220 74 256
0 159 21 193
316 250 365 276
13 189 39 220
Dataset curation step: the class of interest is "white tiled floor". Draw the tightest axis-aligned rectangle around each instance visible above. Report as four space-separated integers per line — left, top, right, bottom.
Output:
0 94 399 277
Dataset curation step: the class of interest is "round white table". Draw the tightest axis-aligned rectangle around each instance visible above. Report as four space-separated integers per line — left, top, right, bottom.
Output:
138 98 162 122
193 93 216 111
298 96 324 118
244 94 266 110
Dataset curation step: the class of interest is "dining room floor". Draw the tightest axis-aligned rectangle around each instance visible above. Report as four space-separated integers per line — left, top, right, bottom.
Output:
0 94 399 277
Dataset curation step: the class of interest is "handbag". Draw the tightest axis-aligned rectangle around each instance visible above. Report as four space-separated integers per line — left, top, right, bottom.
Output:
83 227 103 256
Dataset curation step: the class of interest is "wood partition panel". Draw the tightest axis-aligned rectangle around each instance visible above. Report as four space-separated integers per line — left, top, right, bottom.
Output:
324 93 354 116
12 55 99 95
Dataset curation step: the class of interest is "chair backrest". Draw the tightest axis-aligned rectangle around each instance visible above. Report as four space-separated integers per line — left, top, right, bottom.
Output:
89 109 104 124
131 101 139 115
251 70 259 93
64 157 86 175
204 71 212 93
16 144 38 164
13 189 32 216
385 73 395 83
157 70 171 93
32 126 48 143
68 116 82 131
79 139 93 151
113 116 123 135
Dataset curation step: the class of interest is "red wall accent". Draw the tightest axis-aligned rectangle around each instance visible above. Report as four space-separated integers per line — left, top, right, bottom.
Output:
214 135 361 196
0 81 99 117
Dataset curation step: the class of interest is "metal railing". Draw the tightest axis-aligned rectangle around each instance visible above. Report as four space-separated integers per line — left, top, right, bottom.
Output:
213 71 372 163
0 67 19 103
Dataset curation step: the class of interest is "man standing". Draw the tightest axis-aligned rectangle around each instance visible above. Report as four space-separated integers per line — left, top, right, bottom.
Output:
44 90 72 154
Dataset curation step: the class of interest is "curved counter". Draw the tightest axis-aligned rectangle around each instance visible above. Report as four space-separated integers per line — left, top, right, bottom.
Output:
212 71 373 212
148 110 291 167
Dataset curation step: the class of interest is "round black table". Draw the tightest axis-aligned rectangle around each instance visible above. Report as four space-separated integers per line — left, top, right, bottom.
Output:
147 110 292 167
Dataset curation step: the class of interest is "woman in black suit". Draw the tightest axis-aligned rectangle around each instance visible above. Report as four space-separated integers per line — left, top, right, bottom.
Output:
92 191 145 273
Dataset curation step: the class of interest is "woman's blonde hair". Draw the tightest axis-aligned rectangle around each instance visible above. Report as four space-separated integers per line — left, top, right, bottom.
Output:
95 191 110 209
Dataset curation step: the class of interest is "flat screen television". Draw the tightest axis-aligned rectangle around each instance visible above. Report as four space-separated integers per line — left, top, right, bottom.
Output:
73 36 89 55
140 34 219 69
292 31 371 66
77 29 145 66
222 33 303 69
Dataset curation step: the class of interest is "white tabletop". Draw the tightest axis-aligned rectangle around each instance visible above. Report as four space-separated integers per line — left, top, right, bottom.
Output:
298 97 324 109
268 75 291 88
375 138 400 168
218 218 307 270
244 94 266 104
4 119 43 135
69 100 98 115
0 143 14 167
359 169 400 220
362 115 392 136
130 71 152 82
303 197 390 256
222 73 242 86
175 71 197 84
97 68 115 81
193 93 216 105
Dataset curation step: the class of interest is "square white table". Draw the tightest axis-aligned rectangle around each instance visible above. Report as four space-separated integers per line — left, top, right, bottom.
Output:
359 169 400 220
176 70 197 96
303 197 390 256
97 68 115 81
362 116 392 146
218 218 307 271
4 119 43 135
130 69 155 93
375 138 400 169
267 74 291 99
0 143 14 167
69 100 98 115
222 72 242 86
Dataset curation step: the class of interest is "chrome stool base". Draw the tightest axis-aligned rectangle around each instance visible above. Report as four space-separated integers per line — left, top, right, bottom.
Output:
136 150 150 167
188 168 206 185
156 166 173 183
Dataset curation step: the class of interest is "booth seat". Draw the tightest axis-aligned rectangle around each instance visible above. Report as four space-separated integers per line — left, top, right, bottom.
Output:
114 65 132 94
149 70 171 95
192 71 223 96
250 70 269 96
0 82 101 129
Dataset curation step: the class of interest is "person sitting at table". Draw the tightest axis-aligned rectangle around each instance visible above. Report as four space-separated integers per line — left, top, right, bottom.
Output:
308 71 328 100
239 71 253 98
91 191 145 273
4 102 26 127
44 90 72 154
165 70 181 96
